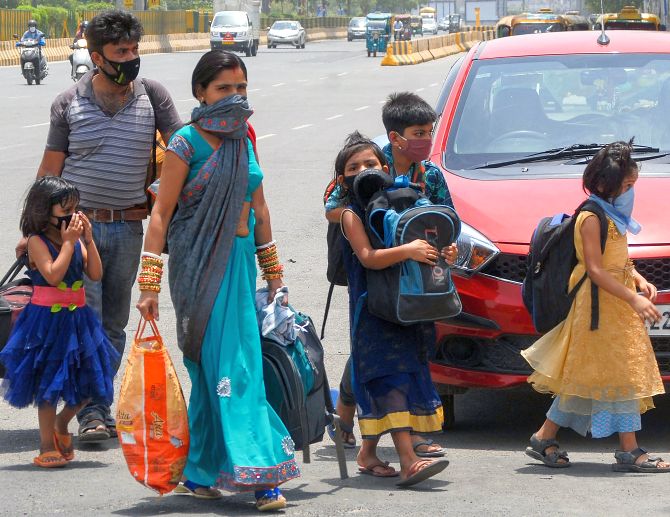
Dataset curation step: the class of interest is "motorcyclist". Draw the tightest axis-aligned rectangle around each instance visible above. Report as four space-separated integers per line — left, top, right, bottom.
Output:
19 20 47 74
393 18 404 40
69 20 89 66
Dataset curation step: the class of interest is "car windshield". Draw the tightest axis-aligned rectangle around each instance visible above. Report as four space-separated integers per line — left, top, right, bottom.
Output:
512 22 566 34
273 21 298 30
605 21 657 30
350 18 365 27
212 13 247 26
367 21 386 29
444 53 670 170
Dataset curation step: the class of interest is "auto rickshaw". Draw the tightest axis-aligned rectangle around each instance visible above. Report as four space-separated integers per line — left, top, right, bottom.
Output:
366 12 392 57
410 14 423 35
393 14 412 40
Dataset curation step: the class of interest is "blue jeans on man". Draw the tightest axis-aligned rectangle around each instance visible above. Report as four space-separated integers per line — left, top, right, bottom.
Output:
77 220 143 439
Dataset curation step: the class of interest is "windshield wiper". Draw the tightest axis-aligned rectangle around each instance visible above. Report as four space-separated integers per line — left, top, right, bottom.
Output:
471 143 660 169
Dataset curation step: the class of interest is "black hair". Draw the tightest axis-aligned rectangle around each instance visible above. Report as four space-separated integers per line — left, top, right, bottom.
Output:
333 131 387 203
20 177 80 237
86 10 143 56
191 50 248 99
382 92 437 136
582 139 638 200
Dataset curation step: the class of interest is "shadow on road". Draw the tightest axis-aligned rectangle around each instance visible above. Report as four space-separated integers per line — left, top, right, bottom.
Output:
0 460 109 471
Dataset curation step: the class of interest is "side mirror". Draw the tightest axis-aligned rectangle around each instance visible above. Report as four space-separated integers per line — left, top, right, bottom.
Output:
266 26 271 30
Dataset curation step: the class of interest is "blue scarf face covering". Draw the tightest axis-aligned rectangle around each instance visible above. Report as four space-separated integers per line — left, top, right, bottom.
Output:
588 187 642 235
190 94 253 138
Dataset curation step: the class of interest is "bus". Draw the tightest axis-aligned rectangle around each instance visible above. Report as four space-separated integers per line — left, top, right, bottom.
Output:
593 6 665 31
419 6 437 20
508 9 590 35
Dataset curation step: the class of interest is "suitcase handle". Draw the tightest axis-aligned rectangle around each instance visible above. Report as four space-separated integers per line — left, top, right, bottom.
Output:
0 256 27 288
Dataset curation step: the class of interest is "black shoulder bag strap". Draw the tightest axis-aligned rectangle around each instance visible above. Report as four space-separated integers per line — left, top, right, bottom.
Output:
320 281 336 340
578 201 609 330
142 78 161 200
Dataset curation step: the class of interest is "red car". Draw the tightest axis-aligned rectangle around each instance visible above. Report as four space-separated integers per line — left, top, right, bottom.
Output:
430 31 670 426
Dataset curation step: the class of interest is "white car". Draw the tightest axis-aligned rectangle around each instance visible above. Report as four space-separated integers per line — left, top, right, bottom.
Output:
267 20 306 49
422 17 438 35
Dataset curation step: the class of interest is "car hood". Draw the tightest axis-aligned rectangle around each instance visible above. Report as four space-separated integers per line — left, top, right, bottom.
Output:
444 172 670 246
213 24 247 31
270 29 299 36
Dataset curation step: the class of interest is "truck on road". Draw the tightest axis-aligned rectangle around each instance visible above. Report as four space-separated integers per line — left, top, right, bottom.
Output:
211 0 261 57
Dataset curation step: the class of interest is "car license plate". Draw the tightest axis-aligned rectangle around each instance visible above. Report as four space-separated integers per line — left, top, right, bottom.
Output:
648 304 670 336
223 33 234 43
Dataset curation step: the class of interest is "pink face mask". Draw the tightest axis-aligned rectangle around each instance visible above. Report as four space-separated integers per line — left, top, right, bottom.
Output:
396 134 432 163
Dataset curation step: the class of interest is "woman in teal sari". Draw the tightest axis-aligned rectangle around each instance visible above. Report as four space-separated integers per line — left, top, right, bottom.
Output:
136 51 298 511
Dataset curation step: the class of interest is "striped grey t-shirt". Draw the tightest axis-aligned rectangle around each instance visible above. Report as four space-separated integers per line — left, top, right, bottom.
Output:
46 71 182 209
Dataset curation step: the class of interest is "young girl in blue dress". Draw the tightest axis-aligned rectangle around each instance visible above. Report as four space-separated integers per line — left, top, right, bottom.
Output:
337 133 456 486
0 177 119 468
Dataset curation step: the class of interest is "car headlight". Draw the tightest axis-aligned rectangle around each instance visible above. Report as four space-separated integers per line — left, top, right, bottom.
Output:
454 222 499 274
211 30 219 36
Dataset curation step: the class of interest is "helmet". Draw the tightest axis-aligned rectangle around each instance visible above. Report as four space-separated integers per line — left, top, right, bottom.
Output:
28 19 37 28
80 20 89 30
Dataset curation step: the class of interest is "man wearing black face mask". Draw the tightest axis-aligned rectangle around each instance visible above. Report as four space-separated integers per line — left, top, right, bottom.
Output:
26 10 182 444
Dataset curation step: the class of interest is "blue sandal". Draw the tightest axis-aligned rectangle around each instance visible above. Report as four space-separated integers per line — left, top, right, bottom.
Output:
255 487 287 511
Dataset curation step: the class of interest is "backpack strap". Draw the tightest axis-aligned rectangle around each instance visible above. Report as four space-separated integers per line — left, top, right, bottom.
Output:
575 200 609 330
320 281 335 340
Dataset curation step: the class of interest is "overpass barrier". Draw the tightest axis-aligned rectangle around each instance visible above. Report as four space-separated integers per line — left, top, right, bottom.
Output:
381 27 496 66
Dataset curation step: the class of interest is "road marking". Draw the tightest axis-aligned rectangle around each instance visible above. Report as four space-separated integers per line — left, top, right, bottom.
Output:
337 72 348 76
8 95 29 100
272 82 285 87
354 105 369 111
292 124 313 130
430 82 439 87
319 76 328 80
248 88 262 92
415 88 425 92
326 114 343 120
257 134 276 140
177 98 194 102
22 122 49 128
296 79 308 83
378 100 386 104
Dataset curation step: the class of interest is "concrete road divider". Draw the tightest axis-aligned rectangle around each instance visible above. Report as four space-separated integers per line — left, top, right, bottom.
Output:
0 27 347 67
382 28 495 66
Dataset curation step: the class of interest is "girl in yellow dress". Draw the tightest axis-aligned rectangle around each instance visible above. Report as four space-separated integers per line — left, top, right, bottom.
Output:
522 141 669 472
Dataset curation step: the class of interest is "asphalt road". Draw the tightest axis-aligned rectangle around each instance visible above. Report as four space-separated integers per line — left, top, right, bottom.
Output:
1 40 670 516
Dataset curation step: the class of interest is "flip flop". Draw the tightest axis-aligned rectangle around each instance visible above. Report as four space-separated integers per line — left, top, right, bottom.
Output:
413 439 447 458
173 480 223 499
396 459 449 487
358 460 399 478
53 431 75 461
77 419 110 443
34 450 67 468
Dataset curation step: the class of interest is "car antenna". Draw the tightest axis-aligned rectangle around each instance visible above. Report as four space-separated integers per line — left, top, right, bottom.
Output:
597 0 610 45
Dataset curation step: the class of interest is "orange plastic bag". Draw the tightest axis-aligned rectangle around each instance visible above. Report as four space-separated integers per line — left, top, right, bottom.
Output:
116 318 189 494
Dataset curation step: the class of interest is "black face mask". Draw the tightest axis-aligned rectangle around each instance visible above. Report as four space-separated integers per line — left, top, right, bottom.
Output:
51 214 73 230
343 176 356 191
101 55 140 86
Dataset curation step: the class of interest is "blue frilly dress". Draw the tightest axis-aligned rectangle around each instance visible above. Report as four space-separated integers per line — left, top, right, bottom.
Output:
0 236 119 408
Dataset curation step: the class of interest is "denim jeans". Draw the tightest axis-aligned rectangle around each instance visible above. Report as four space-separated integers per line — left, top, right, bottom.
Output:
77 220 143 427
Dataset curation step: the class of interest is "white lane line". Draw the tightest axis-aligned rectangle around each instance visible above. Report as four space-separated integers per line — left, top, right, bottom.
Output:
257 134 276 140
354 105 369 111
319 76 328 80
22 122 49 128
296 79 308 83
8 95 29 100
292 124 313 130
176 98 194 102
415 87 425 92
272 82 285 87
337 72 348 76
248 88 262 92
378 100 385 104
430 82 439 87
326 114 343 120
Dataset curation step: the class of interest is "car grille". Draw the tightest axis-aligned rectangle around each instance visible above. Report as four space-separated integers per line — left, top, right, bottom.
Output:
435 335 670 376
481 253 670 291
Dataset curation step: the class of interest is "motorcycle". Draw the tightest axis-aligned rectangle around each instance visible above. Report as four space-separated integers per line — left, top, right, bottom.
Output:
14 36 48 85
70 39 93 82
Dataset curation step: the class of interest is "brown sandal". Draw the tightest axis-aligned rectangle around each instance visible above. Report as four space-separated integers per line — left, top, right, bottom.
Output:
54 431 75 461
34 451 67 468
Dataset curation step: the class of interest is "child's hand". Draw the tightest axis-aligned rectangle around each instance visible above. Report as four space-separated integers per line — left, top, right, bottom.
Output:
61 213 83 244
406 239 439 265
442 243 458 265
79 211 94 245
637 279 658 302
630 295 661 325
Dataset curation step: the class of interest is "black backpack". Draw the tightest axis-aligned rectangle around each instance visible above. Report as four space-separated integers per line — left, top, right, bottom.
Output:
522 200 608 334
357 171 462 325
261 310 347 477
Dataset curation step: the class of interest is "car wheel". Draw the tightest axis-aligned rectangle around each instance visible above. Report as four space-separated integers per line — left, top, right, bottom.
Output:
348 36 352 41
35 75 41 85
26 76 33 85
251 41 258 56
245 43 252 57
441 394 455 430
